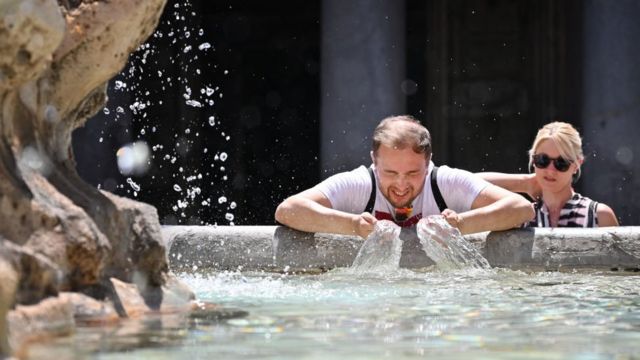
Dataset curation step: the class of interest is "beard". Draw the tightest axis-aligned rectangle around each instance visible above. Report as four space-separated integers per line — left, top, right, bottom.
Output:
384 188 415 208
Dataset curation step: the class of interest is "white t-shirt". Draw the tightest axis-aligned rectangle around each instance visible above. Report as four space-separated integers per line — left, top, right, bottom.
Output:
314 162 489 226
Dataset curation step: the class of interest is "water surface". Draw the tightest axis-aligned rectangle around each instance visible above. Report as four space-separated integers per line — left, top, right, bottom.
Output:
27 268 640 359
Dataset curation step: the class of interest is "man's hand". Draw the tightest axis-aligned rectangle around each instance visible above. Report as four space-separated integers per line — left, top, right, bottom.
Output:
351 212 377 239
441 209 463 230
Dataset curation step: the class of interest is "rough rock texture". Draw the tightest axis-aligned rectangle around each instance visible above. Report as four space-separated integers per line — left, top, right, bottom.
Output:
0 240 61 306
0 0 168 290
58 291 119 326
0 0 192 357
0 239 63 356
0 256 17 355
110 276 195 318
6 295 75 358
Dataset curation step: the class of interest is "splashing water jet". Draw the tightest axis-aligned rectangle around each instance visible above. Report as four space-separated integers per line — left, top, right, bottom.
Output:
417 216 490 270
350 220 402 273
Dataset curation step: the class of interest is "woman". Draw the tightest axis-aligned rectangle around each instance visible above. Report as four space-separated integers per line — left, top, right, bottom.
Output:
479 121 618 227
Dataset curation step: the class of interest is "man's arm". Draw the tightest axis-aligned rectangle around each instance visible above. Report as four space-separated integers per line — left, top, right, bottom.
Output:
274 188 376 238
476 172 541 199
449 184 534 234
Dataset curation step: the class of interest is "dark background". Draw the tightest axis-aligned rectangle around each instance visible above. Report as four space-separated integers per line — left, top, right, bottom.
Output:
75 0 324 225
73 0 640 226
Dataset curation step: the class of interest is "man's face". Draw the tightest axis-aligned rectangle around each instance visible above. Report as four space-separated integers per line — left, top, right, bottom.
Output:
373 144 428 208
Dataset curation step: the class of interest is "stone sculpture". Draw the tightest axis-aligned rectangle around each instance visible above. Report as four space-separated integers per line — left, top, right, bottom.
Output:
0 0 198 356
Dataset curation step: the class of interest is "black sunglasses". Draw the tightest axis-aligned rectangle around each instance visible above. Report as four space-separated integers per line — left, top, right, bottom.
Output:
532 153 573 172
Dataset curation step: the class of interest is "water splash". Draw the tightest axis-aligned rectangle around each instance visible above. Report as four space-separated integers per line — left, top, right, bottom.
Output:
97 0 236 225
349 220 402 274
417 215 490 270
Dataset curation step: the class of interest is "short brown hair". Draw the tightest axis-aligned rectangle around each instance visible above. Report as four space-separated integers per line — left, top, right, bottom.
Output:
372 115 432 159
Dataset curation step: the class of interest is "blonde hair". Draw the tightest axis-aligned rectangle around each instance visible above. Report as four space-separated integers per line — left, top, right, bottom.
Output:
528 121 584 171
372 115 431 159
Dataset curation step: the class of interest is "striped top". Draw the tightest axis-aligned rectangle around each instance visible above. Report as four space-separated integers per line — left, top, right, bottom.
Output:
525 192 599 228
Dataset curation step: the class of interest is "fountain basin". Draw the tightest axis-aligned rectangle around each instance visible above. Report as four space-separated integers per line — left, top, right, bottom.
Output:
164 226 640 272
24 226 640 358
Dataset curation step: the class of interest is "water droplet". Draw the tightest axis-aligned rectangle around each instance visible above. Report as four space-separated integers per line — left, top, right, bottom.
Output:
218 196 227 204
616 146 634 165
225 213 234 221
116 141 151 176
220 152 228 161
185 99 202 107
173 184 182 192
126 178 141 192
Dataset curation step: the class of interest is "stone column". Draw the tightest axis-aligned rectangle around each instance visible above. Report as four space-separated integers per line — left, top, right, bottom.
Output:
320 0 406 176
581 0 640 225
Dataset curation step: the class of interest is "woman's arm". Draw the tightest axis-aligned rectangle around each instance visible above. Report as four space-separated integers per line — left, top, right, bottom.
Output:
596 203 619 226
476 172 541 199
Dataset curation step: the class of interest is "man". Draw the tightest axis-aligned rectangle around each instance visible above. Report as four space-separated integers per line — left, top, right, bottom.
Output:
275 115 534 238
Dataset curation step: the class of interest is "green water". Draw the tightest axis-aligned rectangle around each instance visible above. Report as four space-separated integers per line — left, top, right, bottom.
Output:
28 269 640 359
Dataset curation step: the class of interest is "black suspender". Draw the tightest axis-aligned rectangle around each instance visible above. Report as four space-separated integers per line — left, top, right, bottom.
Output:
430 166 448 212
364 166 448 214
587 200 598 227
365 166 376 214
